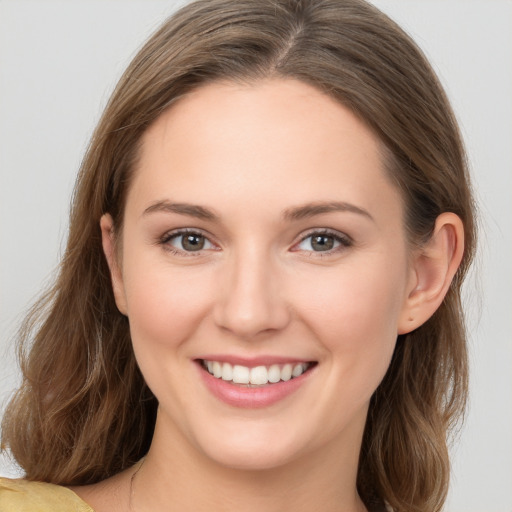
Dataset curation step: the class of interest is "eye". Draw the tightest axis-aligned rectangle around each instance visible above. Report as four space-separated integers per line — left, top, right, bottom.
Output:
162 230 215 253
294 230 351 253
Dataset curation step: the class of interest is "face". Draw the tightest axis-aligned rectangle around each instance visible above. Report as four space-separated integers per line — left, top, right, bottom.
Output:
103 79 417 471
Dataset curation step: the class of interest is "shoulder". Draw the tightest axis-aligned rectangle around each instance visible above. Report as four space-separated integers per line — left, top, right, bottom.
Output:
0 477 94 512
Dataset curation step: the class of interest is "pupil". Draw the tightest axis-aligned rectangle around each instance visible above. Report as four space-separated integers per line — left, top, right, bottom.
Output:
183 234 204 251
312 235 333 251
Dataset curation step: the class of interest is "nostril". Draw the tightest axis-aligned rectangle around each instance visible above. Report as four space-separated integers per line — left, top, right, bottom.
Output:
213 298 291 339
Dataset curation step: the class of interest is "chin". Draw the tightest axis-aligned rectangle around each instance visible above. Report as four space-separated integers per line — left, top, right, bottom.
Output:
202 443 299 472
193 424 307 472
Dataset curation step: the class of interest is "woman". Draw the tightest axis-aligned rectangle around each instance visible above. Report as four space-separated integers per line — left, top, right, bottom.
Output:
0 0 476 511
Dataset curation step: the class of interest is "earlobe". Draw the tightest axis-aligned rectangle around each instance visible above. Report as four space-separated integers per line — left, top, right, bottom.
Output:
398 212 464 334
100 214 128 315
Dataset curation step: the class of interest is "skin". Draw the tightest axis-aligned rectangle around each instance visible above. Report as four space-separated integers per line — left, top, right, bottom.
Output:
75 79 464 512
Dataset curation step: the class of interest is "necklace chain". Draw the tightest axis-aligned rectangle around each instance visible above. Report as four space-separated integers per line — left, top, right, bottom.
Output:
126 457 372 512
128 458 145 512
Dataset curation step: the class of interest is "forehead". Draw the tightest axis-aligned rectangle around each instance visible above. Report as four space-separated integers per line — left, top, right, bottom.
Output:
128 78 402 225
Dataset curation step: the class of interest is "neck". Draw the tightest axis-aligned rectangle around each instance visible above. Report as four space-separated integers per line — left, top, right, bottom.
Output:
133 409 367 512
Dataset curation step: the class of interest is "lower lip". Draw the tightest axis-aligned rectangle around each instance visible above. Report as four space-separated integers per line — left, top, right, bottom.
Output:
196 362 314 409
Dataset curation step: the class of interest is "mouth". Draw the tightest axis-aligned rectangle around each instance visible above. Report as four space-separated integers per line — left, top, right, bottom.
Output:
198 359 317 387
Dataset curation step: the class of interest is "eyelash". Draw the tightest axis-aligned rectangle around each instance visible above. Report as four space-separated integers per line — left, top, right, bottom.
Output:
159 228 216 257
293 229 353 255
158 228 352 256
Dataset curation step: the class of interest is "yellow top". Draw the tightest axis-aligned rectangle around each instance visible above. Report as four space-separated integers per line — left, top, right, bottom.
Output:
0 476 394 512
0 477 94 512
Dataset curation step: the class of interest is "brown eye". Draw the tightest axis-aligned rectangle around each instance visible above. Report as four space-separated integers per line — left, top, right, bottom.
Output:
181 234 205 251
295 230 352 253
311 235 335 251
165 231 214 252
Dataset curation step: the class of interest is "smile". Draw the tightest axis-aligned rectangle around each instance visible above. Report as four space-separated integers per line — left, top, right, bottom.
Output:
201 360 313 386
197 358 317 408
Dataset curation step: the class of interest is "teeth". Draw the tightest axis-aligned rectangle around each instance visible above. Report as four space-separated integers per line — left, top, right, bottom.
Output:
281 363 292 381
292 363 304 378
232 365 249 384
203 360 310 385
221 362 233 381
249 366 268 385
268 364 281 383
212 361 222 378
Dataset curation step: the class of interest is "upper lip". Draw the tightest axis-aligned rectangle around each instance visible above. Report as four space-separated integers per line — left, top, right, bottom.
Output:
196 355 315 367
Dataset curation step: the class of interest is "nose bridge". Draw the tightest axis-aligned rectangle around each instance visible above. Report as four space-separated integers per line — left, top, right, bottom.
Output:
214 242 290 338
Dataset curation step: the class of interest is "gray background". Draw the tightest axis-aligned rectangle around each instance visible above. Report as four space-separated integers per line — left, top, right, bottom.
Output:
1 1 511 511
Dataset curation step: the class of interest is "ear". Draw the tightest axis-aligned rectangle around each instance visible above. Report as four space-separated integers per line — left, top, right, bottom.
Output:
100 214 128 315
398 212 464 334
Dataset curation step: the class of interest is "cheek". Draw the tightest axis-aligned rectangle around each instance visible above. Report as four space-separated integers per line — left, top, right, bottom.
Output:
298 264 404 337
122 255 215 352
292 254 407 381
121 258 217 408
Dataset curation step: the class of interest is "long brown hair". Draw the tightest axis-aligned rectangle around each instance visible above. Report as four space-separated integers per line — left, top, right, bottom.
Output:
2 1 476 511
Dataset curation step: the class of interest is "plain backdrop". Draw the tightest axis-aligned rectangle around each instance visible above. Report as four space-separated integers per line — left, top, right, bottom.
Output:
0 1 511 511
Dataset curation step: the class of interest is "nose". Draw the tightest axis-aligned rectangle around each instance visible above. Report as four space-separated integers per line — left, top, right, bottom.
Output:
213 248 291 339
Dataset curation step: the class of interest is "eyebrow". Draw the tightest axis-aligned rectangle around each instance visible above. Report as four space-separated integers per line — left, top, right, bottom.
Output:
142 199 374 222
282 201 374 222
142 200 219 221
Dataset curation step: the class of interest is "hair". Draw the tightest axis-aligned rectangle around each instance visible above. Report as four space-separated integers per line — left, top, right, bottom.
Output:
1 1 476 511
